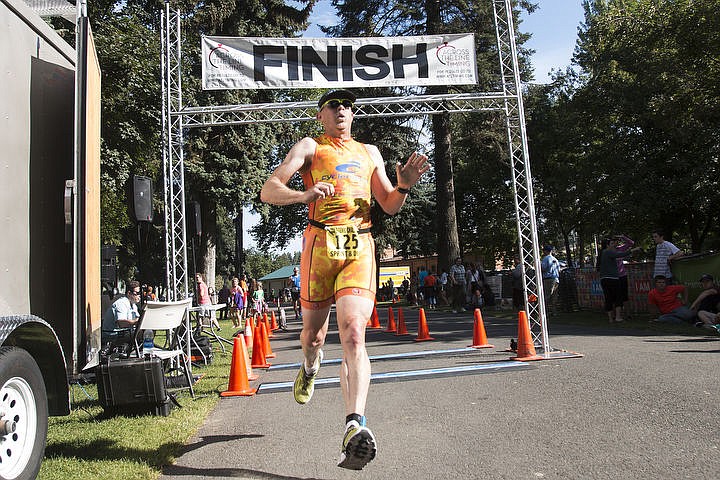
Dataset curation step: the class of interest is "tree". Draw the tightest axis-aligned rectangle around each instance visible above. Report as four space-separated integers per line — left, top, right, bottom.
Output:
87 0 317 287
540 0 720 253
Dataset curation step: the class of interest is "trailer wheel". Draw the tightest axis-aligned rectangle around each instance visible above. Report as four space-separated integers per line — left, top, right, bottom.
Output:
0 347 48 480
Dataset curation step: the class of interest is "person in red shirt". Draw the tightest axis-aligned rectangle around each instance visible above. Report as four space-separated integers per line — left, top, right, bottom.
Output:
647 275 696 324
423 271 438 309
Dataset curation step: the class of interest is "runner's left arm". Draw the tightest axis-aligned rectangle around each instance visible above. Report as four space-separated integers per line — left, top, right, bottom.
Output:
368 145 429 215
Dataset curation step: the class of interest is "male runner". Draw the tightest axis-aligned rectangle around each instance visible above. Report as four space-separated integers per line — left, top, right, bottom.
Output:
260 89 428 470
288 267 302 321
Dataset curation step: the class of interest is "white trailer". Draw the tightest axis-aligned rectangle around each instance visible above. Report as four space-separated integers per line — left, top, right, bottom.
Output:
0 0 101 477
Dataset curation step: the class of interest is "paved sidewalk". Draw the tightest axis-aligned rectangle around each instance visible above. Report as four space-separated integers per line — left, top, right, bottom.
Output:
161 307 720 479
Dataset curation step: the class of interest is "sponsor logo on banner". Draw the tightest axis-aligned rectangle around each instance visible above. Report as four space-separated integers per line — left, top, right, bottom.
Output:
201 35 478 90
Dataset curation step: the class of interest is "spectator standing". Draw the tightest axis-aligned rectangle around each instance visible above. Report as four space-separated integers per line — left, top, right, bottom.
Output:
417 267 428 304
465 263 485 304
648 275 696 324
401 276 410 297
229 277 244 329
541 245 560 316
142 285 156 303
449 257 466 314
240 274 249 318
652 229 683 284
288 267 302 320
424 270 437 309
196 273 220 330
614 235 635 319
597 238 641 323
438 268 449 306
252 281 265 315
218 282 230 320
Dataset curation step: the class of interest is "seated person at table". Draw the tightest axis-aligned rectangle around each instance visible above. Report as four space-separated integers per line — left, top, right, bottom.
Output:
647 275 696 324
101 280 141 344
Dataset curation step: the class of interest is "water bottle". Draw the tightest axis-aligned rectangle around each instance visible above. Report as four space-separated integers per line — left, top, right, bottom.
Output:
143 329 154 358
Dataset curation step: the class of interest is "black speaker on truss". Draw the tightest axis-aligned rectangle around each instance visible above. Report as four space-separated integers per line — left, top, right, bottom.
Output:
132 175 153 222
188 201 201 237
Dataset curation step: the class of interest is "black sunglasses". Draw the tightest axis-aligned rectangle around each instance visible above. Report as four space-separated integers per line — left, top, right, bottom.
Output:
320 98 354 110
130 291 141 295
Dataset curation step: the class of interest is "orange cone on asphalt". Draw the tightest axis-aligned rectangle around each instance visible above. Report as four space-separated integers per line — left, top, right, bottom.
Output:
263 313 274 337
243 315 254 349
384 307 397 333
239 333 259 381
271 311 279 331
395 308 410 336
220 337 257 396
469 308 494 349
369 306 382 329
250 325 271 368
510 311 542 361
260 321 276 358
414 308 435 342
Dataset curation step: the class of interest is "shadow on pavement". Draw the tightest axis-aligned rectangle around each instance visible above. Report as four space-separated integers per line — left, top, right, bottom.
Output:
162 464 329 479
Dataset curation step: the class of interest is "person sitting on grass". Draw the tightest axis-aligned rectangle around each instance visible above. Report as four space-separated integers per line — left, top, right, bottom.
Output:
647 275 696 324
691 274 720 331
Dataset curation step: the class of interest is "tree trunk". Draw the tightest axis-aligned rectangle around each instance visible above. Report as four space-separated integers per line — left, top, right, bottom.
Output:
432 112 461 272
427 0 460 272
198 201 218 290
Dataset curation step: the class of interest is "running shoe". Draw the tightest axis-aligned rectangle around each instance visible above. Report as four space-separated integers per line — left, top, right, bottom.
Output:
293 349 323 404
337 421 377 470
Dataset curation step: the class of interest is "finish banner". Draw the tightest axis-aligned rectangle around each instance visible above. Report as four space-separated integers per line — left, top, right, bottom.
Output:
201 34 478 90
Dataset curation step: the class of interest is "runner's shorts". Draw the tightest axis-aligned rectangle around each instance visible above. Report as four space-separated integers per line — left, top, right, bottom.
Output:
300 224 377 310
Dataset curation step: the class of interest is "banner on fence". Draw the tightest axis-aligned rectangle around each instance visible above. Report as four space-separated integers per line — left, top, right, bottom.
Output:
201 34 478 90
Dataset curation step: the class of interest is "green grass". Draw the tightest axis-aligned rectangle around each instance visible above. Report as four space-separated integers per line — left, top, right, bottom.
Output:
39 319 237 480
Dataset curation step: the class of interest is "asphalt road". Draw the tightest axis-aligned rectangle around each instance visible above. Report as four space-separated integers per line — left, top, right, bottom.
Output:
160 307 720 480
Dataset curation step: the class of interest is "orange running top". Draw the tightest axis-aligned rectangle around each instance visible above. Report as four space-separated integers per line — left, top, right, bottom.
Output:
301 134 375 230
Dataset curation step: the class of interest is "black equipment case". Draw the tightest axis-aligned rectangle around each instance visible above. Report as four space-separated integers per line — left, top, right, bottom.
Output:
96 357 172 416
191 334 213 364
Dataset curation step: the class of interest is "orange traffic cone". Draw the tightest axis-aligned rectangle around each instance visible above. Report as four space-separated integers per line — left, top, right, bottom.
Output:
395 308 410 335
414 308 435 342
251 325 271 368
369 306 382 329
271 311 279 331
240 333 259 381
260 321 276 358
510 311 542 361
263 313 274 337
220 337 257 396
243 322 253 350
469 308 494 349
384 307 397 333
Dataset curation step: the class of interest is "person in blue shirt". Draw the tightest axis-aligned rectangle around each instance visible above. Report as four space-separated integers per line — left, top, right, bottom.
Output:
541 245 560 316
101 280 141 344
288 267 302 320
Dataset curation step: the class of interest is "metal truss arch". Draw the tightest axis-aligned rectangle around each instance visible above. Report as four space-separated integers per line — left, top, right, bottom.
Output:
161 0 552 351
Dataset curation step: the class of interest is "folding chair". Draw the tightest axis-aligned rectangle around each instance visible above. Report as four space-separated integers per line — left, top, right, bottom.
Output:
134 299 194 398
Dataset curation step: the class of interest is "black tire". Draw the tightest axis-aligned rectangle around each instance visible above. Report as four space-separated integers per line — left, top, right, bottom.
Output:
0 347 48 480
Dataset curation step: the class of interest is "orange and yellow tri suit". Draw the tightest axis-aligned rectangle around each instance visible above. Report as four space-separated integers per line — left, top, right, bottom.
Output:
299 134 377 309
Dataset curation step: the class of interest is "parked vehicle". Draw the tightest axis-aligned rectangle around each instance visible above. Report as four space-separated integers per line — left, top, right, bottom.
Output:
0 0 102 477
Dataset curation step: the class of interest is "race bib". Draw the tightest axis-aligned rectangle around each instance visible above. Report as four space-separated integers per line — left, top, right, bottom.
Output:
325 225 360 260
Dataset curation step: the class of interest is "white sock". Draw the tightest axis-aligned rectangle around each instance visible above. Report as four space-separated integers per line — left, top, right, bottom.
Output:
304 357 318 375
